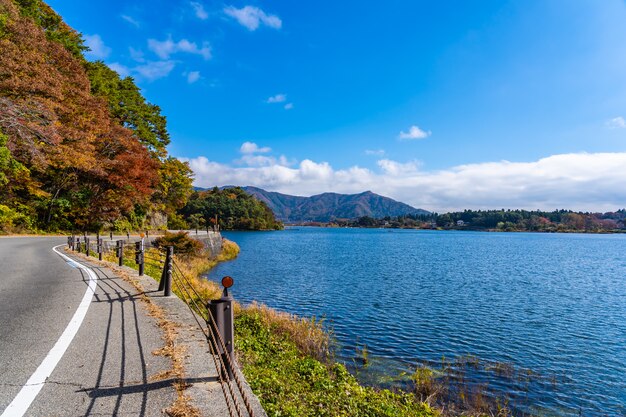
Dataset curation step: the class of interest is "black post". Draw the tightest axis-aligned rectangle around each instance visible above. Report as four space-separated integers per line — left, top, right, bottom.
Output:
162 246 173 296
208 279 235 380
75 237 80 252
158 248 168 292
85 237 90 257
135 241 144 276
97 238 103 261
117 240 124 266
110 231 113 241
67 236 72 250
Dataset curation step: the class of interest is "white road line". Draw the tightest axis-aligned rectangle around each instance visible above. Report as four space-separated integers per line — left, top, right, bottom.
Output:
1 245 98 417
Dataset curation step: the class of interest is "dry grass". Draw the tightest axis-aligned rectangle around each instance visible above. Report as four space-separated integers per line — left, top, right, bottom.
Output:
239 301 330 362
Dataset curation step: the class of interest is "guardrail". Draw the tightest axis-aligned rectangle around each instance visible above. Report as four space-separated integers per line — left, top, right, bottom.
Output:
66 234 255 417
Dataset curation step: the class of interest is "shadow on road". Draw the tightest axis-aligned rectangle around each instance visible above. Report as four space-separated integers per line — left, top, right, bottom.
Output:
74 266 168 417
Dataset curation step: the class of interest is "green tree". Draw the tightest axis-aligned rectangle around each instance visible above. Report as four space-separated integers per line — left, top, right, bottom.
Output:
180 187 283 231
85 61 170 158
152 157 194 216
13 0 86 58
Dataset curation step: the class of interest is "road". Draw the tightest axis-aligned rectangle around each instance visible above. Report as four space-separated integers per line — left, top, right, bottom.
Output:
0 237 176 416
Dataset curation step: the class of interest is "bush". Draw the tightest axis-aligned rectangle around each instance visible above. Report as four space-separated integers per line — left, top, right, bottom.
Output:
153 231 204 258
0 204 32 233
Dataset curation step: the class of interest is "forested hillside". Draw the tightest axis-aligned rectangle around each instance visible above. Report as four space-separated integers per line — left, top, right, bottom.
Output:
234 186 429 222
180 187 283 231
0 0 193 232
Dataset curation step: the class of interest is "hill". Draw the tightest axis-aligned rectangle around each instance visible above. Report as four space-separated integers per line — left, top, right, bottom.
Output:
215 186 430 222
180 187 283 230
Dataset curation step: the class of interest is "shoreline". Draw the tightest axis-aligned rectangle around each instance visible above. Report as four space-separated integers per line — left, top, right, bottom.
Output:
281 224 626 234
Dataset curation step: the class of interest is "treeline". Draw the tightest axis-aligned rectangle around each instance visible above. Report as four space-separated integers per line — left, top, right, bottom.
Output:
179 187 283 231
0 0 281 233
436 209 626 232
328 213 438 229
331 210 626 233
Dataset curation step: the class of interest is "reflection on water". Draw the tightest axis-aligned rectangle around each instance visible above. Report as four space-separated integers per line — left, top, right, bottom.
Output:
207 228 626 416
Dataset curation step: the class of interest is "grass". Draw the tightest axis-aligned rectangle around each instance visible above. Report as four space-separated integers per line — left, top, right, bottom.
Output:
234 310 437 417
236 302 330 362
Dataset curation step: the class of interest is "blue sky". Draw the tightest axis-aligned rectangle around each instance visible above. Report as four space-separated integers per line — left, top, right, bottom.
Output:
48 0 626 211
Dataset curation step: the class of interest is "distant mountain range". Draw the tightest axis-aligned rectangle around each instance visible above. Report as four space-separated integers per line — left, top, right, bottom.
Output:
195 186 429 222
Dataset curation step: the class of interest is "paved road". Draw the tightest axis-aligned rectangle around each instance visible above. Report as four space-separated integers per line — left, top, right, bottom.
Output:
0 237 175 416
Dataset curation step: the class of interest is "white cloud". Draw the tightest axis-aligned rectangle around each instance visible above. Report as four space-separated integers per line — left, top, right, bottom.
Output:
240 141 272 154
365 149 385 156
133 61 176 81
187 71 201 84
121 14 140 28
129 47 145 62
224 5 282 31
107 62 130 77
398 125 431 140
148 37 212 60
377 159 420 176
183 151 626 212
606 116 626 129
266 94 287 103
84 34 111 59
284 103 294 110
107 60 174 82
190 1 208 19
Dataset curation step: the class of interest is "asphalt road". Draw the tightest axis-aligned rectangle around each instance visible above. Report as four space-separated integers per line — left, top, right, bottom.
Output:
0 237 175 416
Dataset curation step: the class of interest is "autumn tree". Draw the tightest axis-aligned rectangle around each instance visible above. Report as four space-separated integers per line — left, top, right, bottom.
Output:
86 61 170 158
0 0 157 231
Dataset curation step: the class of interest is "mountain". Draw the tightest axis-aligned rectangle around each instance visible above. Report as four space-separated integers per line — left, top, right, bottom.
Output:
226 186 429 222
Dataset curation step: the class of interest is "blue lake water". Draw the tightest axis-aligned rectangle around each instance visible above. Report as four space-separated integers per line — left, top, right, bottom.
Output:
207 228 626 416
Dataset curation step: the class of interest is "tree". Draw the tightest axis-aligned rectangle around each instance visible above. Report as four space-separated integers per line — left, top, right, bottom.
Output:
85 61 170 158
0 0 158 231
179 187 283 231
152 157 194 216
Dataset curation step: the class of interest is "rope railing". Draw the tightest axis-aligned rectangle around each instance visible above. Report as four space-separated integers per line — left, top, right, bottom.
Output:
66 234 255 417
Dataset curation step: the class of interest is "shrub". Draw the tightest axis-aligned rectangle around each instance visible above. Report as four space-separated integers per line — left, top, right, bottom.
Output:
153 231 204 258
0 204 32 233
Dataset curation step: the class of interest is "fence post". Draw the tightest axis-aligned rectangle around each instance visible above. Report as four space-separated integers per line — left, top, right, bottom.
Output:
208 277 235 380
75 237 80 252
117 240 124 266
135 241 144 276
97 238 103 261
158 248 168 291
163 246 173 296
85 237 90 257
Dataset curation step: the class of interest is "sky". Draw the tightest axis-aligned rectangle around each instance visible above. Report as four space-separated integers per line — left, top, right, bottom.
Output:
47 0 626 212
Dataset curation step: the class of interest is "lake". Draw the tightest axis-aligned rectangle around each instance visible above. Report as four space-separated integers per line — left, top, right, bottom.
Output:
206 227 626 416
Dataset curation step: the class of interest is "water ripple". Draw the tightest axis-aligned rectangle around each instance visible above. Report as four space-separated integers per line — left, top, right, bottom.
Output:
208 228 626 417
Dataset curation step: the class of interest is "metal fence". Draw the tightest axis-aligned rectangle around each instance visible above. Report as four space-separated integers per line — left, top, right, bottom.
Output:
67 235 256 417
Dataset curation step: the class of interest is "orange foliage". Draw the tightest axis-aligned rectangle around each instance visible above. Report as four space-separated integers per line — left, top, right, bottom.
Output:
0 0 158 228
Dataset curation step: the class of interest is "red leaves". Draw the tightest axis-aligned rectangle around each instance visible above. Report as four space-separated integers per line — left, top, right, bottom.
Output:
0 0 161 228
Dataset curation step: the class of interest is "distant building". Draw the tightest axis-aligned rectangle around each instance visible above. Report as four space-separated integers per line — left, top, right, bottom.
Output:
456 220 466 226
